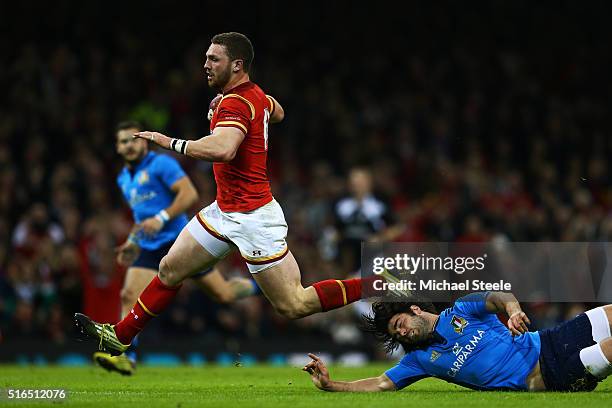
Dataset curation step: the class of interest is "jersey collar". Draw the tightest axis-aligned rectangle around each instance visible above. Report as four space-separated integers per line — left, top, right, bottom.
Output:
430 315 447 345
223 81 252 95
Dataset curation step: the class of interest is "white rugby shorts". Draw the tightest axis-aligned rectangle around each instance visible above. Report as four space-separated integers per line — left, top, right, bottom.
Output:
186 199 289 273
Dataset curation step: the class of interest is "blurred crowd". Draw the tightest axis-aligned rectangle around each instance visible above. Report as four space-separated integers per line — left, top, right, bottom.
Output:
1 2 611 353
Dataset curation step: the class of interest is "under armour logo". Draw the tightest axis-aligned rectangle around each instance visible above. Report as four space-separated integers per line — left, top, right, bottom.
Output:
252 250 262 256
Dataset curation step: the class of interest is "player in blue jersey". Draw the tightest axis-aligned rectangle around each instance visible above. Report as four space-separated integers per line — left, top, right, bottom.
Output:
303 292 612 392
93 120 260 375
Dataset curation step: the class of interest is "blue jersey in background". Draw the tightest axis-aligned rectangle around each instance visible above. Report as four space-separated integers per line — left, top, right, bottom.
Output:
117 152 189 251
385 292 541 391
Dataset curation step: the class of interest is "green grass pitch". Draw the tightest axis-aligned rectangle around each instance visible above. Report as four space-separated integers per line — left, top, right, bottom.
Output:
1 364 611 407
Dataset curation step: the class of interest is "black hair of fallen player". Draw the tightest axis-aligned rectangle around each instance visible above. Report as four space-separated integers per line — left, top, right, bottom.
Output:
362 297 437 354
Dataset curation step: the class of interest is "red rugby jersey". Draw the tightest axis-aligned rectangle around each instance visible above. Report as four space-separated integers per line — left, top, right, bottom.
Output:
210 81 276 212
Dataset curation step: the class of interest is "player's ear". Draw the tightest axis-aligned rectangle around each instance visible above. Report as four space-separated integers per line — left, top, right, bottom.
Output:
233 60 243 72
410 305 422 315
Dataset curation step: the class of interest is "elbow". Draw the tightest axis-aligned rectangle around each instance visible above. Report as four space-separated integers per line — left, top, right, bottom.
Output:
215 149 236 162
271 107 285 123
377 376 397 392
189 143 234 162
275 107 285 123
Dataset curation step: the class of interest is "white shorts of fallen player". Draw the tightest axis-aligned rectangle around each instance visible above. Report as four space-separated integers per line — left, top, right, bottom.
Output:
581 307 612 379
187 199 289 273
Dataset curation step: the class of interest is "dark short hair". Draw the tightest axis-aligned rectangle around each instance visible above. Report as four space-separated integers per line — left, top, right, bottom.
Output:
211 32 254 73
116 120 142 133
362 297 437 354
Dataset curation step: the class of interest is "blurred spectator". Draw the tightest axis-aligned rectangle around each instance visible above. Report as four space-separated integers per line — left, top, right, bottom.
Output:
77 216 124 324
328 167 404 273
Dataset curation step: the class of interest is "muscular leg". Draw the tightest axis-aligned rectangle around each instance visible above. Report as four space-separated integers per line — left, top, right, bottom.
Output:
254 250 374 319
113 228 221 344
194 269 257 304
229 200 369 320
253 251 321 319
158 227 220 286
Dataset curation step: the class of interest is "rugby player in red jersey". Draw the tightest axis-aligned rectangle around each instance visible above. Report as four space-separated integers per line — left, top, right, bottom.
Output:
75 32 373 355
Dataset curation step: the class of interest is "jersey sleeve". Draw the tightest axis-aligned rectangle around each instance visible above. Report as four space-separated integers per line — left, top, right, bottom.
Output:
384 354 429 390
453 291 490 317
215 95 253 134
153 154 187 188
265 95 276 115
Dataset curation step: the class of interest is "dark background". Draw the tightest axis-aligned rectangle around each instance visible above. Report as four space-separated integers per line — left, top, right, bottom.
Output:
1 1 611 362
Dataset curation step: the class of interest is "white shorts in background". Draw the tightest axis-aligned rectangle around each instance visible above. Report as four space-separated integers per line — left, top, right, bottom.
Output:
186 199 289 273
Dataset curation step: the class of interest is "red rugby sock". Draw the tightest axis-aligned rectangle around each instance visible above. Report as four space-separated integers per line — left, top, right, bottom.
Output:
114 275 181 345
312 277 380 312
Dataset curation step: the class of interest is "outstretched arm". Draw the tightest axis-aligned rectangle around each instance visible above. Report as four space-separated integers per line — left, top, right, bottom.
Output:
485 292 531 335
134 127 245 163
302 353 396 392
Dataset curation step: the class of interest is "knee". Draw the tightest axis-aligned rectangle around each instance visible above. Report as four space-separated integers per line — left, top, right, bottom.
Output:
158 256 183 286
274 301 308 320
271 286 317 319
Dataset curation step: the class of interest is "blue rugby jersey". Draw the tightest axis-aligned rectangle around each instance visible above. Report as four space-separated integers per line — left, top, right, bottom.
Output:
117 152 189 250
384 292 541 391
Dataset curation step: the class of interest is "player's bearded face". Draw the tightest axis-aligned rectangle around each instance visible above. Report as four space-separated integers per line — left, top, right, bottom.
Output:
210 63 231 89
389 312 430 346
205 44 233 90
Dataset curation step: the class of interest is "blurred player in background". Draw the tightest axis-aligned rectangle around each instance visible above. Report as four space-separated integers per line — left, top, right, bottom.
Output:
93 120 260 375
304 292 612 392
76 32 381 356
332 166 404 272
